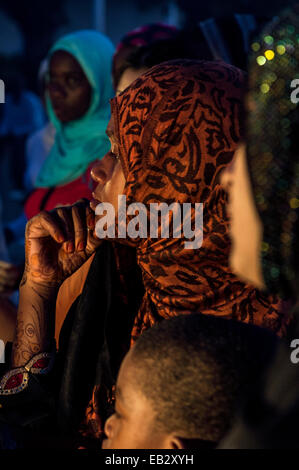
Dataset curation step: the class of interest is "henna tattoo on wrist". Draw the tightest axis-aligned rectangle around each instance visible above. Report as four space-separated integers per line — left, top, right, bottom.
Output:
12 318 41 366
12 286 56 368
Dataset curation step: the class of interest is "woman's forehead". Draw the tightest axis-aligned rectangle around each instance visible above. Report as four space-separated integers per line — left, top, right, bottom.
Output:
50 50 84 74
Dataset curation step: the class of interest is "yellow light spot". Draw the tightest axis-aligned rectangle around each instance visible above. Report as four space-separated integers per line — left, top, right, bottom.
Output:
265 50 275 60
277 45 286 55
290 198 299 209
257 56 266 66
251 42 260 52
260 83 270 94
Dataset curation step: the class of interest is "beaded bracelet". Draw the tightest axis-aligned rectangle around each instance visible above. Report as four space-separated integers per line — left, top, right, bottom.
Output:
0 351 55 396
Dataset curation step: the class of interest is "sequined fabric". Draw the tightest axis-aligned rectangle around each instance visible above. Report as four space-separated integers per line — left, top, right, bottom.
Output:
246 5 299 299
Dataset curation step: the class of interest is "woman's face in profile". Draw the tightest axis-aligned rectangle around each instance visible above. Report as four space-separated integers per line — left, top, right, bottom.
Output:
90 117 126 221
220 144 265 290
47 50 92 123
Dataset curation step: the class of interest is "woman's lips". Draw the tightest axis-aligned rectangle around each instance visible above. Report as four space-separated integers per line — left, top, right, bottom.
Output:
90 197 101 211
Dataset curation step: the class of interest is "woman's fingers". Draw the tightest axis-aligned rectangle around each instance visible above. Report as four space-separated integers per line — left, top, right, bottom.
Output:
56 207 75 253
85 203 96 232
27 210 66 244
27 200 99 255
72 202 87 251
86 204 102 254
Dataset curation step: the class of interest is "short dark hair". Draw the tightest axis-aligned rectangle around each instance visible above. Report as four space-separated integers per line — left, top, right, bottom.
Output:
130 314 277 443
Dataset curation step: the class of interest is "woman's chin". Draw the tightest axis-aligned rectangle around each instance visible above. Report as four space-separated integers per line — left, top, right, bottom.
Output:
229 249 266 291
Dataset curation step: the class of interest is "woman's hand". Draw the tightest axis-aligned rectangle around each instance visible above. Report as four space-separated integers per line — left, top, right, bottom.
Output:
23 199 102 288
0 260 23 295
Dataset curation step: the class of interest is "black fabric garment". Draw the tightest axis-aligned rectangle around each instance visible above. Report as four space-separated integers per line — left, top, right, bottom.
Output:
56 241 144 433
219 309 299 449
0 241 144 448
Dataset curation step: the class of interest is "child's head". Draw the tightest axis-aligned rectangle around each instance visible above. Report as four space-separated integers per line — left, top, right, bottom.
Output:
102 314 277 449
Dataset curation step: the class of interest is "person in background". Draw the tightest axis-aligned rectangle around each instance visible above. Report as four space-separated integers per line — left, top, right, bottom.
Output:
102 314 277 449
112 23 179 91
115 33 212 95
24 29 114 219
220 5 299 448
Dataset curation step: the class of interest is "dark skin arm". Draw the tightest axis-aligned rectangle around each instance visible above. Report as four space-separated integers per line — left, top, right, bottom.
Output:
12 199 102 368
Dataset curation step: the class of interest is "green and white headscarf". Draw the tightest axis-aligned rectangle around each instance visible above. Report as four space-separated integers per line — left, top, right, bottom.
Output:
36 30 114 188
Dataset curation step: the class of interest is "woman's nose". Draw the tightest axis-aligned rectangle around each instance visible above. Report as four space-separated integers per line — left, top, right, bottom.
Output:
48 81 66 99
91 160 108 185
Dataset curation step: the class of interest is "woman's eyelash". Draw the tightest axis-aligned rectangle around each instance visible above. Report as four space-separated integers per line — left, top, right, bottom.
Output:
111 151 120 161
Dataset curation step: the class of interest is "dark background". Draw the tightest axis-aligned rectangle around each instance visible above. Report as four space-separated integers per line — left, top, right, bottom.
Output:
0 0 294 92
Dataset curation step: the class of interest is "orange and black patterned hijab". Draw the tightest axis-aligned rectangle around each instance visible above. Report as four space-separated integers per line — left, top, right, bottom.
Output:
110 60 287 340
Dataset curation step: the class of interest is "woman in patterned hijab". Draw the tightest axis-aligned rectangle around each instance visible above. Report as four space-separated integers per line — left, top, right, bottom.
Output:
92 59 287 341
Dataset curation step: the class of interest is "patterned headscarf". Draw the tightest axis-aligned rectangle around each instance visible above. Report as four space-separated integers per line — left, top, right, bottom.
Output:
110 60 287 339
246 6 299 301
